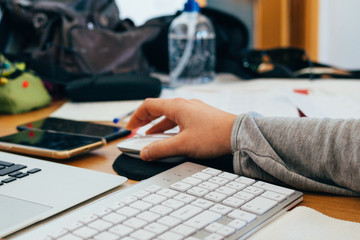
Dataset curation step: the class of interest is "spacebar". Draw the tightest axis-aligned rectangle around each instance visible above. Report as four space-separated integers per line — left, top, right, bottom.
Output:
0 164 26 176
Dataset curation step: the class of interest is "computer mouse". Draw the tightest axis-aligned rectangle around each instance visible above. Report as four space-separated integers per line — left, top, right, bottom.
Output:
117 134 187 163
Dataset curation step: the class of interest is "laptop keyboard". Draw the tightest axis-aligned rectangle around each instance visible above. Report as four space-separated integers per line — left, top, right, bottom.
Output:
41 162 302 240
0 160 41 185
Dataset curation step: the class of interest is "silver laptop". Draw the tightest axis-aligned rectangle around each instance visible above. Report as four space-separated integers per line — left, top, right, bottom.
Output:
0 151 127 238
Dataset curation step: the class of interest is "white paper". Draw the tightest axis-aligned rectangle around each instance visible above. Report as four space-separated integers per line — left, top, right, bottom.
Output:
51 100 143 121
249 206 360 240
161 86 299 117
287 91 360 119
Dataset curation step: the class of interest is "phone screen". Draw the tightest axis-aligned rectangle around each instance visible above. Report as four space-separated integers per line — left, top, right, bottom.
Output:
0 130 102 151
17 117 130 141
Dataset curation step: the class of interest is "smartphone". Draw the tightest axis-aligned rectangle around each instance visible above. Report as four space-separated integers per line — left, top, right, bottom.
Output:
17 117 130 142
0 129 105 159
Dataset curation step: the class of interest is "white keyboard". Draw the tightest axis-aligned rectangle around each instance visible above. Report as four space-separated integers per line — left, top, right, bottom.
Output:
19 162 303 240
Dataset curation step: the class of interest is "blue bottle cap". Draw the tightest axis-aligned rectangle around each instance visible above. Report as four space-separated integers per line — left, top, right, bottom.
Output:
184 0 200 12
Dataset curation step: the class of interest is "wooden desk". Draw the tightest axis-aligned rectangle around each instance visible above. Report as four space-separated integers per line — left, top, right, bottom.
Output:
1 100 359 223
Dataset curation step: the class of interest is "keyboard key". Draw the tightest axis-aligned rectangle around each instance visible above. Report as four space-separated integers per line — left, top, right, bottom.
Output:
201 168 221 176
228 209 256 223
216 225 235 237
157 188 178 198
158 231 183 240
94 207 112 217
184 210 221 230
64 222 83 231
170 205 202 221
242 186 264 196
205 222 224 233
218 172 238 181
108 224 134 236
233 191 255 201
170 182 192 192
149 205 173 216
15 172 29 178
198 181 219 191
222 196 245 208
261 191 287 202
121 196 138 205
116 206 140 218
0 164 26 176
241 196 277 215
185 237 202 240
191 198 214 209
144 222 168 235
93 231 119 240
123 217 147 229
161 198 184 210
137 211 160 222
130 229 155 240
145 185 162 193
129 200 152 211
0 160 14 167
133 190 150 199
88 219 112 231
205 191 227 202
225 181 246 191
253 181 295 197
58 233 82 240
192 172 212 181
47 229 68 238
173 193 196 204
142 194 167 205
79 214 98 224
27 168 41 174
209 204 233 215
208 176 229 186
73 226 98 238
9 171 22 177
2 177 16 183
204 233 223 240
108 202 125 211
235 176 255 186
182 177 203 186
227 219 246 230
187 186 209 197
102 212 126 224
215 186 237 196
171 224 196 237
157 215 182 228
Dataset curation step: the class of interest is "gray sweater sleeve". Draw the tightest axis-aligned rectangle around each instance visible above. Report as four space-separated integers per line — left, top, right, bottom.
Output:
231 113 360 196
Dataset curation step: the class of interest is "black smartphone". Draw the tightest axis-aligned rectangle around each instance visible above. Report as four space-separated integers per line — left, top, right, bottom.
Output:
17 117 130 142
0 129 105 159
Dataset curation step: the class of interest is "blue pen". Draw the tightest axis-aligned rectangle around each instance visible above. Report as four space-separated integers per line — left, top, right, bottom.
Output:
113 110 135 124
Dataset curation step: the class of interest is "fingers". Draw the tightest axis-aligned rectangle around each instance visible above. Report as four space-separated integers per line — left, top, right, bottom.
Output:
140 134 186 161
126 98 189 130
126 98 175 130
146 117 178 134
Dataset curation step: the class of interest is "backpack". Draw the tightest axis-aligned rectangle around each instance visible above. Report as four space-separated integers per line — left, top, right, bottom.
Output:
0 0 161 81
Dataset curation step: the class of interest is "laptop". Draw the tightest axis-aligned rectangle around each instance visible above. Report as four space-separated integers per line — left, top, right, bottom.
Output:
0 151 127 238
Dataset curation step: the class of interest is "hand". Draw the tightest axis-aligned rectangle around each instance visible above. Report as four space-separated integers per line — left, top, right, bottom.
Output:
126 98 237 161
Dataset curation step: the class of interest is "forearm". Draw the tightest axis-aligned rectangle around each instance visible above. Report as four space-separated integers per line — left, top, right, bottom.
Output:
231 113 360 196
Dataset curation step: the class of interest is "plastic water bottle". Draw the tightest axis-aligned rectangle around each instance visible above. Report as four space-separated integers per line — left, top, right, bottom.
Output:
168 0 216 87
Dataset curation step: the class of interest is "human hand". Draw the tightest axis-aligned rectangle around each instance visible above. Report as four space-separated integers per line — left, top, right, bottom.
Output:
126 98 237 161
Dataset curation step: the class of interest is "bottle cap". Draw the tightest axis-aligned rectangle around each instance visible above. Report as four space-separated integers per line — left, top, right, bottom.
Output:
184 0 200 12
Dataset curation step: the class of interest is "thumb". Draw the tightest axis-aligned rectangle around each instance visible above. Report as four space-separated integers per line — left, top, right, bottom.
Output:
140 135 184 161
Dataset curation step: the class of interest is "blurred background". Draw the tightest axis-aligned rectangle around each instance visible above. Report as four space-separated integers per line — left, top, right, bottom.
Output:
116 0 360 70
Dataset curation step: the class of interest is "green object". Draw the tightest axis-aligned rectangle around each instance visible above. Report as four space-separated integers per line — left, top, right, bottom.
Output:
0 55 51 114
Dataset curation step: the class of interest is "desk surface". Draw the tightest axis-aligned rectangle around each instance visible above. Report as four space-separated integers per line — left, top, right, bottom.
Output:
1 100 359 223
